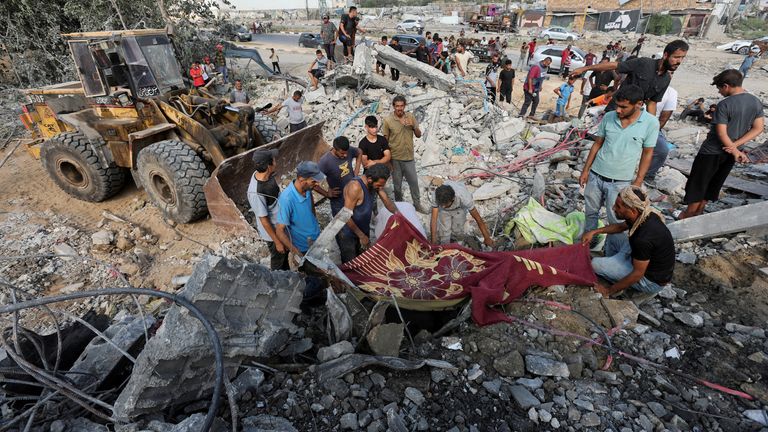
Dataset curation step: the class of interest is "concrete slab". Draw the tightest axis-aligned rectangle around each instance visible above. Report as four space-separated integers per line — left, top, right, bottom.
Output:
668 200 768 242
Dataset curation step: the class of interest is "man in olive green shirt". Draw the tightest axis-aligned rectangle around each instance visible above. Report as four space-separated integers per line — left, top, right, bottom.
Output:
381 95 424 211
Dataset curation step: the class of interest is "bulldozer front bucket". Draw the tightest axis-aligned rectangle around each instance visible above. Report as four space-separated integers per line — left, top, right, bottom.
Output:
204 121 330 235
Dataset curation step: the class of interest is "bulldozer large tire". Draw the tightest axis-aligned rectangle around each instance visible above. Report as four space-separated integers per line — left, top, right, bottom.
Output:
253 113 279 144
136 140 210 223
40 132 127 202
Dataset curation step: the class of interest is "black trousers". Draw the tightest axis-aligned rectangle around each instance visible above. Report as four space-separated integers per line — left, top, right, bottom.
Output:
519 90 539 117
323 43 335 63
272 62 281 73
390 68 400 81
486 86 496 103
268 241 289 271
499 86 512 103
337 231 363 263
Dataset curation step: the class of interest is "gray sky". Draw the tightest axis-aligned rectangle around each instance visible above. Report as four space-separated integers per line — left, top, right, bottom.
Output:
227 0 320 10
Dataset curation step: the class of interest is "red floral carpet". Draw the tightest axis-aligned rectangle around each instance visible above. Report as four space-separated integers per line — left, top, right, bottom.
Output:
341 213 597 325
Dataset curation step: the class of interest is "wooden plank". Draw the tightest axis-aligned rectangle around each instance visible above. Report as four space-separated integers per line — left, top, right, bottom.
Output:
668 200 768 242
666 159 768 198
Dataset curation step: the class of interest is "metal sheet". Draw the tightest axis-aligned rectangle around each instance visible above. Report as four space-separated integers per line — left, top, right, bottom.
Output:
203 121 330 235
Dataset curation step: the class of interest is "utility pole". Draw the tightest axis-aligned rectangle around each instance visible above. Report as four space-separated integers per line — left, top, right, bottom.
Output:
306 0 310 20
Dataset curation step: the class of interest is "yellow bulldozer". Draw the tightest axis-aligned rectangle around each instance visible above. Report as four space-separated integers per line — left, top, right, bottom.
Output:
18 29 284 223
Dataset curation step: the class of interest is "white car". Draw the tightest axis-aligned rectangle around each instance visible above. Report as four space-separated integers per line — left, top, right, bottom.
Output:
717 36 767 55
540 27 580 42
530 45 587 73
396 19 424 34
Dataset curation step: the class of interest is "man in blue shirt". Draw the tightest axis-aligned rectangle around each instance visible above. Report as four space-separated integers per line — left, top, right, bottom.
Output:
276 161 324 256
578 84 659 254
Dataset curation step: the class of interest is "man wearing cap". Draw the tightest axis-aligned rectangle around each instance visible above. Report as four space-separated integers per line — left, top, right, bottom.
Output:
275 161 324 256
582 185 675 297
247 150 288 270
338 164 399 263
320 14 337 63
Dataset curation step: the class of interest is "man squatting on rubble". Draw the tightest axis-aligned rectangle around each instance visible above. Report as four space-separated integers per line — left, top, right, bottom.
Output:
582 185 675 296
382 95 425 212
431 182 494 247
570 40 689 115
579 84 659 254
678 69 765 219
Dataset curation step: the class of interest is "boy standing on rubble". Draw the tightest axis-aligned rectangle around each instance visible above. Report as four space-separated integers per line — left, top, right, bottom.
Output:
359 116 392 171
582 186 675 297
678 69 764 219
247 150 288 270
553 76 576 119
431 182 494 247
382 96 425 212
498 60 515 105
579 85 659 253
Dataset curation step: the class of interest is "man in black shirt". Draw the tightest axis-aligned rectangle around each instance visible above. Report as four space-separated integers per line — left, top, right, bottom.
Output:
358 115 392 171
679 69 765 219
339 6 365 61
582 186 675 297
389 37 403 81
571 40 689 115
587 57 617 100
498 59 515 104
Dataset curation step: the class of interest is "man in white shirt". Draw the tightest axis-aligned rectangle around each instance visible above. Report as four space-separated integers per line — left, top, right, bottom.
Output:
266 90 306 133
453 43 473 78
577 71 593 118
645 86 678 182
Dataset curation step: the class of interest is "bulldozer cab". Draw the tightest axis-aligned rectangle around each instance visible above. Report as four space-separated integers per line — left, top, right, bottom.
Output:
67 31 185 100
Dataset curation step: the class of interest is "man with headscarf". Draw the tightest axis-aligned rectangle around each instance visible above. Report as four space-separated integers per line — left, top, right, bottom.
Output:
581 185 675 297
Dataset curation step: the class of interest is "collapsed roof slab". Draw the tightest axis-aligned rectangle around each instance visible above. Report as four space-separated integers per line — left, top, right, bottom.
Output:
371 44 456 92
668 200 768 242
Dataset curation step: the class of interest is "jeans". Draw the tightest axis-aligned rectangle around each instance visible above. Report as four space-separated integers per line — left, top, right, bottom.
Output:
739 66 750 78
591 235 663 293
645 131 670 181
392 159 420 205
217 65 228 83
555 101 566 117
519 90 539 117
584 171 630 256
324 43 336 63
337 231 363 263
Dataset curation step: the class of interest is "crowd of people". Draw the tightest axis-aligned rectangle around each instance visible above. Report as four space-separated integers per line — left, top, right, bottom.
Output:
248 95 495 270
227 18 764 301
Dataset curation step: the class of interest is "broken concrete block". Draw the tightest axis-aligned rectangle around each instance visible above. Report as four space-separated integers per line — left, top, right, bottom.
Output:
52 243 77 260
673 311 704 328
91 230 114 246
372 44 456 91
366 323 404 357
232 368 265 396
601 299 639 327
665 127 702 142
68 314 155 391
493 117 527 145
529 131 561 151
654 167 687 196
539 122 570 134
317 341 355 363
242 415 298 432
524 355 570 378
113 255 305 420
473 182 513 201
668 201 768 242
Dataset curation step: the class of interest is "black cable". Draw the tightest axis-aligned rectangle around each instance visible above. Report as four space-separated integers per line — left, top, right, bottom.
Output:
0 288 224 432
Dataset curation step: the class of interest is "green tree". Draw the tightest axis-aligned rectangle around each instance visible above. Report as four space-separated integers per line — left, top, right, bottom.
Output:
0 0 232 86
646 14 675 36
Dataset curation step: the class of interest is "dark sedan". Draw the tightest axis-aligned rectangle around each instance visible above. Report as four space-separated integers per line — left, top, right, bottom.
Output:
392 34 427 55
298 33 323 48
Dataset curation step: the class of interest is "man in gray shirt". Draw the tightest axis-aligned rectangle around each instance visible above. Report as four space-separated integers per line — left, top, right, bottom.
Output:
679 69 765 219
320 14 337 63
247 149 288 270
266 90 306 133
230 79 249 104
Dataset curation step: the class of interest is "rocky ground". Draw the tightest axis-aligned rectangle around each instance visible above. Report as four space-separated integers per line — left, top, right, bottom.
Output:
1 31 768 431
